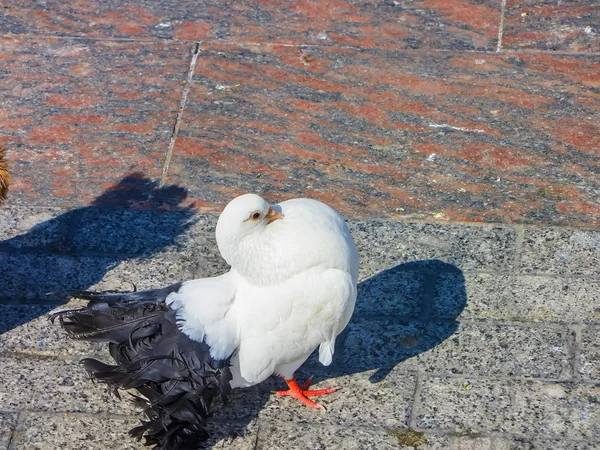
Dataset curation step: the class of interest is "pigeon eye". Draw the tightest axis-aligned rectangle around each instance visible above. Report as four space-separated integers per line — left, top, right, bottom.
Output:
250 212 261 220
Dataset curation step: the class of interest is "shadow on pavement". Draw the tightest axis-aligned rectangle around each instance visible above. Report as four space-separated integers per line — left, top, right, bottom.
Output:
0 173 195 334
209 259 467 447
0 185 467 447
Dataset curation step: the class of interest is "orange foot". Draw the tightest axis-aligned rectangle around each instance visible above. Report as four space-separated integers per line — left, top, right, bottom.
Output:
275 376 341 411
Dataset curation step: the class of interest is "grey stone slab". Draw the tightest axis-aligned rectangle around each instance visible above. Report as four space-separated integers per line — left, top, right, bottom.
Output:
343 321 573 379
171 213 221 256
0 251 213 303
0 412 17 450
447 436 511 450
580 326 600 382
8 413 257 450
355 268 425 318
357 261 467 319
205 420 259 450
0 303 107 357
0 252 91 302
87 253 226 292
520 228 600 276
0 356 138 415
509 439 600 450
9 412 142 450
348 220 518 272
0 206 69 251
70 208 198 256
359 264 389 281
256 423 408 450
416 377 600 440
257 369 416 428
432 272 600 324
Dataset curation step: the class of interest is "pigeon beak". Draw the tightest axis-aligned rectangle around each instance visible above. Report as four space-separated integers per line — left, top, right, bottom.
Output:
265 207 284 224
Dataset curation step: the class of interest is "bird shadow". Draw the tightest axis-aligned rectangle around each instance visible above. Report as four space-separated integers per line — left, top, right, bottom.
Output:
207 259 467 447
0 172 195 334
0 187 467 448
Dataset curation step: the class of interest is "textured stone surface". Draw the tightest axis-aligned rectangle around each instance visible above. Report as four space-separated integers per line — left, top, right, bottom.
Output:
343 321 573 378
417 377 600 440
256 423 405 450
355 267 425 318
258 369 415 428
0 0 501 51
503 0 600 52
0 356 138 414
0 37 191 206
70 208 196 255
8 413 258 450
0 303 106 357
580 326 600 381
8 412 142 450
432 272 600 324
205 420 259 450
86 253 222 291
0 251 207 303
0 412 17 450
509 439 600 450
0 252 93 302
0 206 69 251
349 221 517 272
166 43 600 227
520 228 600 276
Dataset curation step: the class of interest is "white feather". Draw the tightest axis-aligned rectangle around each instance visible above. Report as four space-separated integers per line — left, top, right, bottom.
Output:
168 194 358 388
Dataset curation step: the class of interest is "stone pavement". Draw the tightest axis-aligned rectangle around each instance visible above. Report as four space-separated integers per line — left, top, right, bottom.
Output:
0 0 599 449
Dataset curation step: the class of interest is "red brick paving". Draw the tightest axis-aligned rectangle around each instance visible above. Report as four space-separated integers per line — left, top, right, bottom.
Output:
0 0 501 50
504 0 599 52
0 1 598 226
167 44 600 226
0 37 192 205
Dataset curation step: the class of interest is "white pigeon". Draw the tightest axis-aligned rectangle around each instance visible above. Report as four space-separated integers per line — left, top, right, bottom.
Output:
54 193 359 450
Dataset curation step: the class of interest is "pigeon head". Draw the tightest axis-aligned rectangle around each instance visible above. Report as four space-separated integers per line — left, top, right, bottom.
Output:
215 193 284 268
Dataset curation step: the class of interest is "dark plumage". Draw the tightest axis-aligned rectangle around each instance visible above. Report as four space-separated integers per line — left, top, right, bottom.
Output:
52 285 232 450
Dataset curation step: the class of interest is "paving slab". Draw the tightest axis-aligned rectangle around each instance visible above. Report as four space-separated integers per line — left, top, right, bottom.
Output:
7 413 257 450
580 326 600 382
355 266 425 318
0 412 17 450
416 377 600 440
503 0 599 52
69 208 196 256
439 436 509 450
349 221 518 272
0 0 501 51
257 370 416 429
0 355 139 415
0 37 192 206
0 303 106 357
432 272 600 324
0 251 211 303
0 252 94 302
166 43 600 227
205 420 259 450
509 439 600 450
343 321 573 379
8 412 142 450
0 206 69 251
91 253 228 290
256 423 407 450
520 227 600 276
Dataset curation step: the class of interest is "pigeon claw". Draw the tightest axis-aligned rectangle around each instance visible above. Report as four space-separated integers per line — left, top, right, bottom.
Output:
276 378 341 411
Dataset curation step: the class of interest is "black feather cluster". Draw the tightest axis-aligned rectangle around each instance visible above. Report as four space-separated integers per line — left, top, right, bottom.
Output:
51 285 232 450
